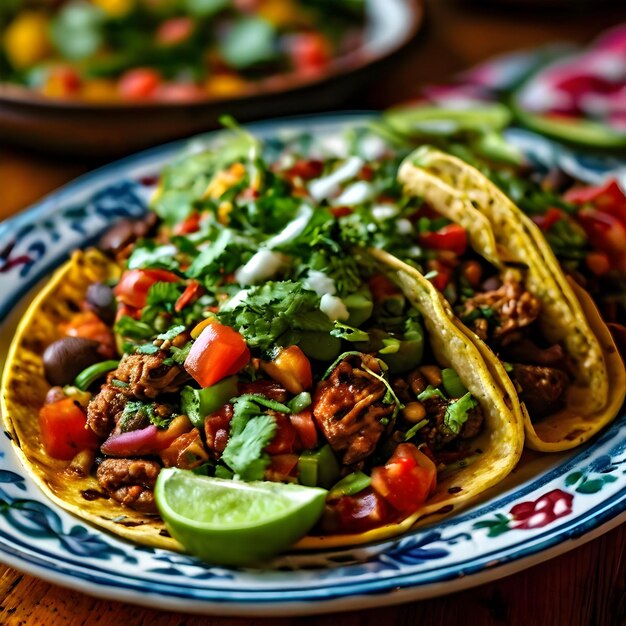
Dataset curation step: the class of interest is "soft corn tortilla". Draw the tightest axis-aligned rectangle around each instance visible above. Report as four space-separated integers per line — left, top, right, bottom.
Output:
398 147 625 452
1 249 523 553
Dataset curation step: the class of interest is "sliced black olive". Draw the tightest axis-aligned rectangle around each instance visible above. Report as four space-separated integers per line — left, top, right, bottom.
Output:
86 282 116 324
43 337 101 387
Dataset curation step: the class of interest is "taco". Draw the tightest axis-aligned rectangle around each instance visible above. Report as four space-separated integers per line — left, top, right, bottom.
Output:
1 134 524 556
395 146 625 452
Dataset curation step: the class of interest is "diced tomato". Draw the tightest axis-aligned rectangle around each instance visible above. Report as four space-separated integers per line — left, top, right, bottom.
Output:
160 428 208 470
155 82 204 102
285 159 324 181
368 273 401 301
265 414 297 455
532 207 563 231
585 251 612 276
289 408 318 450
60 311 116 358
288 32 331 76
323 489 394 534
265 454 299 482
260 346 312 394
371 443 437 514
419 224 468 256
114 269 179 309
359 165 375 181
577 208 626 273
173 211 201 235
565 179 626 226
39 398 100 460
43 66 82 98
156 17 194 46
427 259 453 292
204 404 233 454
330 206 354 218
185 320 250 388
175 281 203 312
118 68 162 100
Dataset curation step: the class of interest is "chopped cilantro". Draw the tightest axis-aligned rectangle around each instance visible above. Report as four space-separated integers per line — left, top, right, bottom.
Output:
114 316 153 340
127 243 181 273
218 281 333 355
170 341 192 364
221 396 277 480
157 324 186 342
147 282 183 307
120 401 172 430
444 392 477 435
404 418 429 441
417 385 446 402
135 343 159 355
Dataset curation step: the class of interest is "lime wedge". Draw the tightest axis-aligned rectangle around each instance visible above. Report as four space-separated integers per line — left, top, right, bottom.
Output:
155 468 327 565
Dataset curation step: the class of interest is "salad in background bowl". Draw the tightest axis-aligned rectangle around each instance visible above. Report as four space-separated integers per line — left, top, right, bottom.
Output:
0 0 423 155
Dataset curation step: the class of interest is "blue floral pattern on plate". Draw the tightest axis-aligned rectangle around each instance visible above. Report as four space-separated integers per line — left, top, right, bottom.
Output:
0 113 624 616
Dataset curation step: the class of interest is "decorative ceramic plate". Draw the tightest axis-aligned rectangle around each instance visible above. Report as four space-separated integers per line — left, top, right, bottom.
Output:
0 113 624 617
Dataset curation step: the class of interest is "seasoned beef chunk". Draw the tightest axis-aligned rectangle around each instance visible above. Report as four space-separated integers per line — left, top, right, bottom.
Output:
396 392 484 452
115 351 186 399
87 384 127 438
313 354 393 465
238 380 288 403
512 363 569 418
503 339 566 369
96 458 160 514
461 278 541 344
460 404 484 440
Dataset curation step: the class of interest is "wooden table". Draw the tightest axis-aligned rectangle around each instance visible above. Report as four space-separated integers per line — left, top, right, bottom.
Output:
1 1 625 623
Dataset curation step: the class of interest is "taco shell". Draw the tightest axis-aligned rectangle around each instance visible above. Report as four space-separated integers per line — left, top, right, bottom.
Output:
398 147 625 451
1 248 524 552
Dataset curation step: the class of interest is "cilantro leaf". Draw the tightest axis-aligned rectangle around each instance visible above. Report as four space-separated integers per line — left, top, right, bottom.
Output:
218 281 333 354
146 282 183 307
221 396 277 480
186 229 254 280
157 325 186 342
114 316 153 340
444 392 478 435
127 243 181 273
120 401 172 430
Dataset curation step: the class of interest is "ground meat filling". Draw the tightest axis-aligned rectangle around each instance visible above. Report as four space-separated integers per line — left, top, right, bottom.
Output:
115 351 187 399
512 364 570 418
87 383 127 438
96 459 160 514
313 354 394 465
460 277 542 344
459 276 571 419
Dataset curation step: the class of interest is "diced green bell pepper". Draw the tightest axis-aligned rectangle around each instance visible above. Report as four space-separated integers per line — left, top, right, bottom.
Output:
74 360 119 391
441 368 469 398
181 376 238 428
297 444 340 489
328 471 371 499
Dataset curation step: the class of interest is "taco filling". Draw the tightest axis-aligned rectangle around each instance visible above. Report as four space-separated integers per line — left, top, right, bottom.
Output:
2 125 523 555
